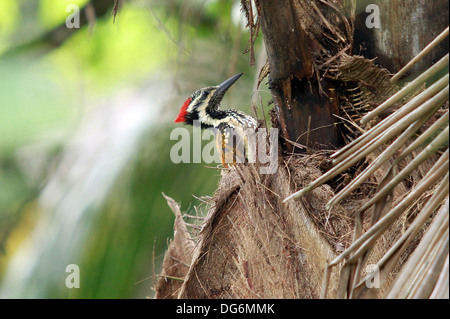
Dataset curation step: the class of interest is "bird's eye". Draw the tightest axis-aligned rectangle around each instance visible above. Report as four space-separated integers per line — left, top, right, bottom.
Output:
202 91 208 96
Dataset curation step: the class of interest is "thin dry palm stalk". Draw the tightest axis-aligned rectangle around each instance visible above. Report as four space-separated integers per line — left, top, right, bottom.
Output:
344 173 449 298
240 0 260 66
319 154 448 298
283 78 449 203
361 181 449 297
285 28 449 298
429 250 449 299
361 53 449 124
329 123 447 297
356 127 448 213
327 109 449 209
333 76 448 165
385 197 449 298
390 27 449 84
328 54 449 163
328 151 448 264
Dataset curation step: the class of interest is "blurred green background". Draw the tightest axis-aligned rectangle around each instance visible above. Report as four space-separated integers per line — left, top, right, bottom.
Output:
0 0 267 298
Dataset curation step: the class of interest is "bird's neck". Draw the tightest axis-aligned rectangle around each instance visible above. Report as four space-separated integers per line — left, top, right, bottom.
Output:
186 106 228 129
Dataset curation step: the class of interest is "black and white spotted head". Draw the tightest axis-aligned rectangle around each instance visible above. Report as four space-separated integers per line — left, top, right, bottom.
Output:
174 73 244 127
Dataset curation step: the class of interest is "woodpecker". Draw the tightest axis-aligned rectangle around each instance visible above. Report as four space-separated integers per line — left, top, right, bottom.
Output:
174 73 257 166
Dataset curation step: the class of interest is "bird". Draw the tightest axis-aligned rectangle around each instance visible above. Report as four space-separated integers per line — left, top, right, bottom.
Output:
174 73 258 167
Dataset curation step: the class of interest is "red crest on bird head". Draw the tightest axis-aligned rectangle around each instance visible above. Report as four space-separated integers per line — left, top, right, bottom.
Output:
174 97 191 123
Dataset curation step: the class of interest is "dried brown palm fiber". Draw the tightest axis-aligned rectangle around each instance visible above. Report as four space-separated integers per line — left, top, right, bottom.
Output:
157 147 424 299
176 157 344 299
315 52 399 142
154 194 196 299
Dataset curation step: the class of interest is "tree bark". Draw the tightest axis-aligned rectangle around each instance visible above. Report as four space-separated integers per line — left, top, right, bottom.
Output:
353 0 449 76
258 0 343 152
157 0 449 300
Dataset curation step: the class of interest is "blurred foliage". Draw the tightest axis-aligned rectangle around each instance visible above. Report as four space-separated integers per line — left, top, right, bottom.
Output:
39 0 90 30
73 127 223 298
0 0 262 298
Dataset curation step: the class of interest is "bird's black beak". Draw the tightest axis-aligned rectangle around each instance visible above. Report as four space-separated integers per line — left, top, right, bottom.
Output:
210 73 243 106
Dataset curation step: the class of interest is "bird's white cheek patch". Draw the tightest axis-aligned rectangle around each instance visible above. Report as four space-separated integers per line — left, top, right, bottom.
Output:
187 95 201 113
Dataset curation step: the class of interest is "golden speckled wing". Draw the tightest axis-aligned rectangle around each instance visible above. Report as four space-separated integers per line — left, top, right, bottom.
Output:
214 110 257 167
